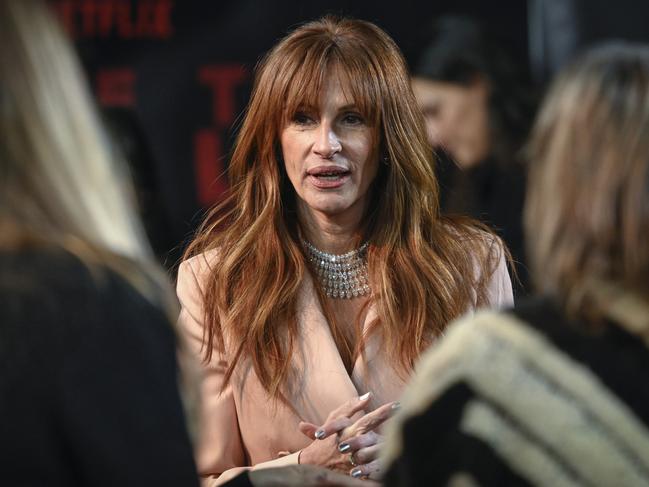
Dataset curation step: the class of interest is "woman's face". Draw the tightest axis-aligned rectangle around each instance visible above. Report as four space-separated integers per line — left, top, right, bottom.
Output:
280 73 378 222
411 76 490 169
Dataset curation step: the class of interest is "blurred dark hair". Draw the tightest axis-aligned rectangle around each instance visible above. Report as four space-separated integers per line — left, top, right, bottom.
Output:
414 16 535 167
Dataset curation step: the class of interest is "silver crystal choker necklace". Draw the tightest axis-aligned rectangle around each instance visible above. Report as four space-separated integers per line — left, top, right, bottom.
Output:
302 240 371 299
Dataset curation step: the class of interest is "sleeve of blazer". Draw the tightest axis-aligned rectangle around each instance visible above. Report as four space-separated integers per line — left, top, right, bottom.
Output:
177 257 248 486
176 257 302 487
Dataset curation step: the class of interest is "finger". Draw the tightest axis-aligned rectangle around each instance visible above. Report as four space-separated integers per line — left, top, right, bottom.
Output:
349 443 381 465
327 392 373 421
248 465 370 487
337 431 379 453
346 401 399 436
249 465 368 487
299 421 319 439
311 468 370 486
312 416 353 440
350 459 381 480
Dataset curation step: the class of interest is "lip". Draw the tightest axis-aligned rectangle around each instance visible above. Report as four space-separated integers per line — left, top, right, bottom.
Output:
306 165 351 189
307 173 350 189
306 165 350 176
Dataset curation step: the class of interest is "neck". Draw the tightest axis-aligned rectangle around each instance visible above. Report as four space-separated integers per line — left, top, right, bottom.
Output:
297 202 364 254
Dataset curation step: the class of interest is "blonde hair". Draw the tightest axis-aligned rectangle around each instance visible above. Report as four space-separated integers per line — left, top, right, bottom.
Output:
0 0 149 262
186 16 501 400
0 0 204 440
526 43 649 311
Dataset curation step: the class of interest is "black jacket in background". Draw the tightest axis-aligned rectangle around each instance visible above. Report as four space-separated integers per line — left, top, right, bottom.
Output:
0 248 201 486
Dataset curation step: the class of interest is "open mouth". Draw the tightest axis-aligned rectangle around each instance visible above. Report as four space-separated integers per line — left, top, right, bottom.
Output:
308 167 351 180
306 166 351 188
313 170 350 180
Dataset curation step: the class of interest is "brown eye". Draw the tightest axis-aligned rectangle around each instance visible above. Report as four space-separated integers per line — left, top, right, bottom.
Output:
293 111 315 125
342 113 364 125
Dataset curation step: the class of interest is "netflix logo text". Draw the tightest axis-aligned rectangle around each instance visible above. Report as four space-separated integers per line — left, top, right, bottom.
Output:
52 0 174 39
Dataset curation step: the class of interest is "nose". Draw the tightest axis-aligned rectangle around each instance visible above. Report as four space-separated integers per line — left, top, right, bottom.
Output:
313 123 341 159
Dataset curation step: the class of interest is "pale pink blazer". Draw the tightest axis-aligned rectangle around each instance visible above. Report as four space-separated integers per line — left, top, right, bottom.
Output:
176 249 513 486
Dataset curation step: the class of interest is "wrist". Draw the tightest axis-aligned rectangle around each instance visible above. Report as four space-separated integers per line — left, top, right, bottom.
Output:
298 446 313 465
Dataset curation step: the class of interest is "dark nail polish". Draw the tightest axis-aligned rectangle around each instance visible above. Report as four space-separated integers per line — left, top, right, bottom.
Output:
338 442 351 453
351 467 363 478
315 430 326 440
392 401 401 410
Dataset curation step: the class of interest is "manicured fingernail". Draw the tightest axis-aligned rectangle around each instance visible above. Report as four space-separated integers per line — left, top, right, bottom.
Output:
392 401 401 410
338 442 351 453
359 392 372 401
351 467 363 478
315 430 326 440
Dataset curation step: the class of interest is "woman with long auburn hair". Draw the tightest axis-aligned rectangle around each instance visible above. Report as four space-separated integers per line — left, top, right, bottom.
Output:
177 16 512 485
381 43 649 486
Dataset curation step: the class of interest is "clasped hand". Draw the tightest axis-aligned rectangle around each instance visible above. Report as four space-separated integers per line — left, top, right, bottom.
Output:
298 392 399 480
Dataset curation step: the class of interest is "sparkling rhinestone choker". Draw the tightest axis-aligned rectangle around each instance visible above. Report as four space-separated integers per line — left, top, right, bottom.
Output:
303 240 371 299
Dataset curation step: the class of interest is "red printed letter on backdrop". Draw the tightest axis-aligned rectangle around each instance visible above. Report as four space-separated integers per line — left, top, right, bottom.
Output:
194 65 248 206
96 68 136 107
194 129 229 206
198 65 247 126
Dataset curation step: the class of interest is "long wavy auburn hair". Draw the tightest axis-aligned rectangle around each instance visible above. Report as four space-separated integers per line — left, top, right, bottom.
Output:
185 16 501 400
526 43 649 313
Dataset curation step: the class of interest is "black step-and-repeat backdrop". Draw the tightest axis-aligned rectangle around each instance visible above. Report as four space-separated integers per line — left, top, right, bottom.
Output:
529 0 649 84
49 0 529 266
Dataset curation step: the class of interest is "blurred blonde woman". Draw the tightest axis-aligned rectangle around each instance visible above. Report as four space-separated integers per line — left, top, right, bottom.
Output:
382 42 649 486
0 1 200 485
177 16 513 485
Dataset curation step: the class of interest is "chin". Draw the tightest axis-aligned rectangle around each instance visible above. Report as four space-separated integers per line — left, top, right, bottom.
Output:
312 203 350 216
305 197 352 216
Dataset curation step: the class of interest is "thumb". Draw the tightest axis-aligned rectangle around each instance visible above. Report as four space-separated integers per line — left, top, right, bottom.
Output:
298 421 320 439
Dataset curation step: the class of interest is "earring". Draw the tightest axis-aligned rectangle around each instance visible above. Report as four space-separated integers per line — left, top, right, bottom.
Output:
382 154 390 165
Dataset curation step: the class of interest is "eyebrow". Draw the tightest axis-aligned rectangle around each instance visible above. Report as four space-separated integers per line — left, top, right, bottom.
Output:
293 103 361 113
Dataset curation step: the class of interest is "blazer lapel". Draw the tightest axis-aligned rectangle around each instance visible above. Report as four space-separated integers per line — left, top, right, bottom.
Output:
289 274 360 425
351 302 409 410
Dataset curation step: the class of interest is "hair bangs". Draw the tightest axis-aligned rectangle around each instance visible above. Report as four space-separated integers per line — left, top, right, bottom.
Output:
280 42 381 128
333 51 382 127
281 43 331 124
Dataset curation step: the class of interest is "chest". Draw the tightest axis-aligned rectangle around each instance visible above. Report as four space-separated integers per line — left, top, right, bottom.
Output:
324 296 370 366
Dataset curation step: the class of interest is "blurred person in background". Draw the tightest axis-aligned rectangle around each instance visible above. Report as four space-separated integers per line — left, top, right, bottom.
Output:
0 2 364 487
177 15 512 485
0 1 199 485
382 42 649 486
412 15 536 296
